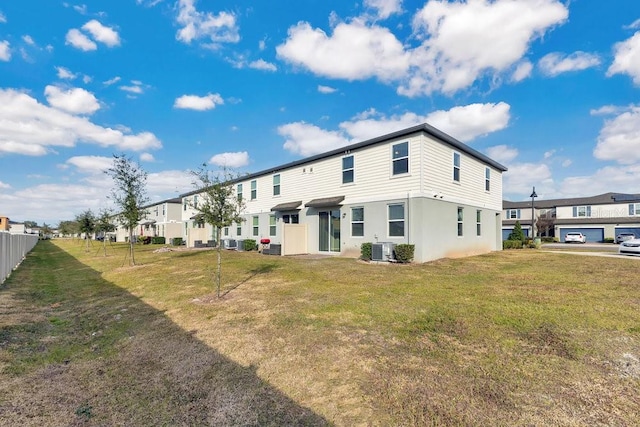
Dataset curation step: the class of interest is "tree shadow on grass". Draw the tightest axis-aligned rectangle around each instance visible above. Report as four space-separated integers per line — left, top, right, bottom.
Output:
221 262 279 298
0 241 329 426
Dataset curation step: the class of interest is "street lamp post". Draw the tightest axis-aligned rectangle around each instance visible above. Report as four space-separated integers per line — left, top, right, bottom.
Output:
530 186 538 238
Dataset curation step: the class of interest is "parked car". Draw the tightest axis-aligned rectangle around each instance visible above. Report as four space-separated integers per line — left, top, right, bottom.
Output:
615 232 636 244
619 238 640 255
564 232 586 243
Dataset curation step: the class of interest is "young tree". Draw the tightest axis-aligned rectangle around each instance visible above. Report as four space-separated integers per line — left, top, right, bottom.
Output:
106 154 149 266
75 210 96 252
190 164 246 298
40 223 53 239
508 220 525 241
95 209 116 256
58 220 79 238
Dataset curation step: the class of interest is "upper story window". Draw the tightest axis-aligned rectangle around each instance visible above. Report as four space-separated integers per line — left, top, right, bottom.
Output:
273 174 281 196
351 207 364 237
237 183 243 201
154 207 158 216
453 152 461 182
250 180 257 200
392 142 408 175
183 199 187 211
162 205 165 216
572 206 591 218
506 209 521 219
485 167 490 191
629 203 640 216
193 195 199 209
388 204 405 237
342 155 354 184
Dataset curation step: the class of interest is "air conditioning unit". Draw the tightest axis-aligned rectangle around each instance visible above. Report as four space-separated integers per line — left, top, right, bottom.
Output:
236 239 244 251
223 239 237 250
372 242 395 261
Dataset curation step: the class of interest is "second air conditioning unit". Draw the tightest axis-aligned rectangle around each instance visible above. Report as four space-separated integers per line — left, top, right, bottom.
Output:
371 242 395 261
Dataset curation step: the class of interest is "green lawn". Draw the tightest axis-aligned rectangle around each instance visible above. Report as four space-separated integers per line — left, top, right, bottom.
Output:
1 239 639 426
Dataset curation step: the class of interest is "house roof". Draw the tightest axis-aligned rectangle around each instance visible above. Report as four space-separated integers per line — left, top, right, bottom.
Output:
179 123 509 198
503 192 640 209
141 196 182 210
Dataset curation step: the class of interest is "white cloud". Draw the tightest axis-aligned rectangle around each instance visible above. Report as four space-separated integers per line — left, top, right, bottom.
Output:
485 145 519 165
0 12 6 23
590 105 626 116
56 66 77 80
22 35 35 46
402 0 568 95
624 19 640 30
593 106 640 164
65 28 97 51
208 151 249 168
538 51 601 76
66 155 113 174
278 122 351 157
562 159 572 167
277 21 410 82
0 40 11 61
120 82 144 95
279 102 511 156
81 20 121 47
44 85 100 115
364 0 403 19
511 61 533 82
318 85 337 94
258 39 266 51
248 59 277 71
175 0 239 46
607 32 640 85
0 181 11 189
140 152 155 162
103 76 121 86
503 162 553 196
0 88 162 156
544 149 555 159
174 93 224 111
560 165 640 197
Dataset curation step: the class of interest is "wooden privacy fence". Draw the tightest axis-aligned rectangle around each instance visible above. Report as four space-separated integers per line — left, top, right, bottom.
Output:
0 232 39 284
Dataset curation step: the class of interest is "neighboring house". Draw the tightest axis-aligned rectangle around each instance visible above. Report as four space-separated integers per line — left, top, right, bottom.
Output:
8 221 25 234
112 197 183 242
502 192 640 242
180 123 507 263
0 216 9 232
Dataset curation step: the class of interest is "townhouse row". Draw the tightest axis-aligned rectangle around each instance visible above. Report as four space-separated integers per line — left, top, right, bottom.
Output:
113 123 508 263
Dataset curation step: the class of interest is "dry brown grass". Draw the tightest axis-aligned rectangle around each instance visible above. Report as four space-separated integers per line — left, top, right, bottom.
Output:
1 239 639 426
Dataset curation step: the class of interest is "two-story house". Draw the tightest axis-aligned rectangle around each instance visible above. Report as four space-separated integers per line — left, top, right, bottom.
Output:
113 197 183 242
181 123 507 263
502 192 640 242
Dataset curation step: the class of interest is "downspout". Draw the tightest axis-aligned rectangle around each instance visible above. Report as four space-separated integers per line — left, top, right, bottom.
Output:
407 191 410 245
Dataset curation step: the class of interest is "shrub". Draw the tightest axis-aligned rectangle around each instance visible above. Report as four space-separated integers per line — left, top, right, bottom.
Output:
541 237 555 243
151 236 166 244
508 221 525 241
503 240 523 249
360 242 372 261
603 237 614 244
394 244 415 263
243 239 257 251
171 237 183 246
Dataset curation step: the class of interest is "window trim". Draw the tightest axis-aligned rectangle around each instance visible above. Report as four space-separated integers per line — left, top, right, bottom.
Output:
351 207 364 237
252 216 259 236
237 183 243 201
342 155 354 184
629 203 640 216
453 152 461 183
269 215 277 236
273 174 280 196
391 142 409 176
572 205 591 218
485 167 490 192
250 180 257 200
507 209 520 219
388 203 405 237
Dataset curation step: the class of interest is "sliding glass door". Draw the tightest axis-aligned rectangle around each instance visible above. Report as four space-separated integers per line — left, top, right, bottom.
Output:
319 210 340 252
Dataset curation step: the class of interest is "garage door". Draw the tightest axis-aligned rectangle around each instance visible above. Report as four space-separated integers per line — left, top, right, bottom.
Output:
614 227 640 238
560 228 604 243
502 228 529 240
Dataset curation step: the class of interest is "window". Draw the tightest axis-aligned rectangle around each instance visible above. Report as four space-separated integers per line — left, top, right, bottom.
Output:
457 207 464 237
485 167 490 191
342 155 354 184
476 210 482 236
392 142 409 175
283 214 299 224
237 183 243 201
224 227 229 236
269 215 277 236
506 209 521 219
572 206 591 217
629 203 640 216
453 152 461 182
154 207 158 216
236 222 242 236
273 174 280 196
162 205 165 216
351 207 364 237
250 180 257 200
183 199 187 211
388 204 405 237
193 195 199 209
252 216 259 236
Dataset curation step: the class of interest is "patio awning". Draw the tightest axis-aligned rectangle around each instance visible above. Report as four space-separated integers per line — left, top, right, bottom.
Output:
271 201 302 211
140 220 156 226
305 196 345 208
189 214 204 220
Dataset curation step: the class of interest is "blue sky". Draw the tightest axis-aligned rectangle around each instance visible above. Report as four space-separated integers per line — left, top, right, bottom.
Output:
1 0 640 225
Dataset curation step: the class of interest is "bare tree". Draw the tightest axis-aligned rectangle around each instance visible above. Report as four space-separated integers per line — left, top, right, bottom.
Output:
106 155 149 266
190 164 246 298
95 209 116 256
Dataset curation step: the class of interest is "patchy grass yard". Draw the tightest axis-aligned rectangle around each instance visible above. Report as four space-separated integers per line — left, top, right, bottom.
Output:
1 240 639 426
